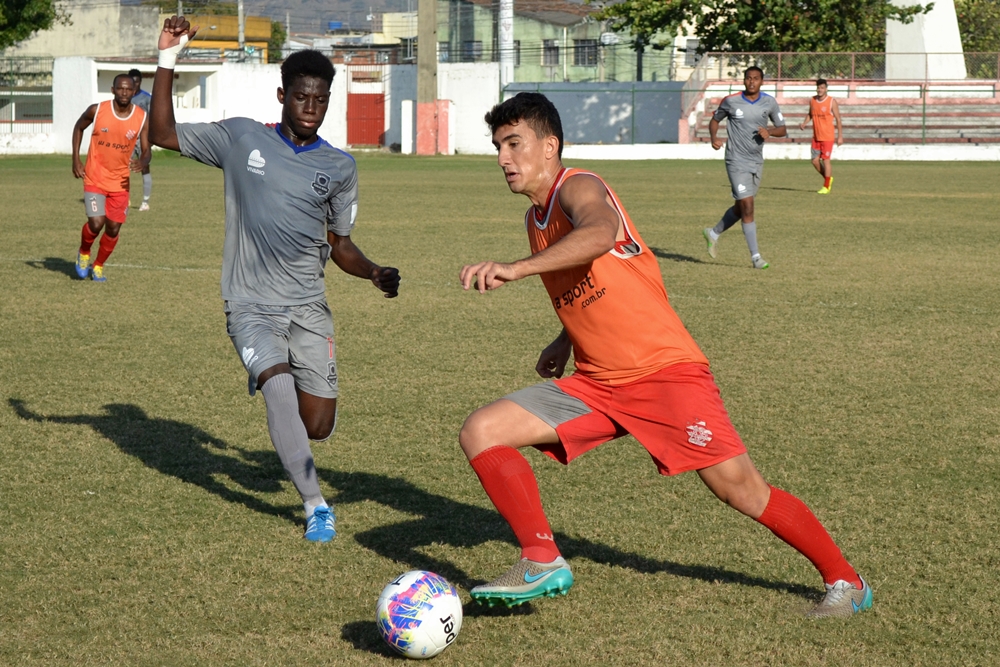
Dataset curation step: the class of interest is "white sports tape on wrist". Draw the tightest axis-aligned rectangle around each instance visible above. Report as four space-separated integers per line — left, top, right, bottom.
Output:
157 34 189 69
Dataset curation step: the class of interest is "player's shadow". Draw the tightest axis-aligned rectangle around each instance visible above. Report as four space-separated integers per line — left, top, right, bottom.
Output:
760 186 813 192
319 469 817 605
26 257 82 279
649 247 705 264
7 398 298 523
9 399 816 605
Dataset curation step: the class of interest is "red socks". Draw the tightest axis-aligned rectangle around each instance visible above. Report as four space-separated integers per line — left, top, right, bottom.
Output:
469 446 560 563
93 233 119 268
79 223 99 255
823 176 832 188
756 485 861 587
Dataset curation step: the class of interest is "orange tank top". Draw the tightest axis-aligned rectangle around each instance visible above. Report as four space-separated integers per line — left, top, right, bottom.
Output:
527 168 709 385
809 96 836 142
84 100 146 193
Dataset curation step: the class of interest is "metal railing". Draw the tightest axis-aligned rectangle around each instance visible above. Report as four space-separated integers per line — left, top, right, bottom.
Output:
0 57 54 134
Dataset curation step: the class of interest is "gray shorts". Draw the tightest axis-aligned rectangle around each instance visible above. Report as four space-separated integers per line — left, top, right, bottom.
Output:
726 162 762 200
225 300 338 398
504 381 592 428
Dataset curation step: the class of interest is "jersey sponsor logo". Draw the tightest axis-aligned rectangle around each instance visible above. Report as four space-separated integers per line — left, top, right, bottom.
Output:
247 149 266 175
686 421 713 447
734 108 744 118
312 171 332 196
241 346 258 368
553 273 601 310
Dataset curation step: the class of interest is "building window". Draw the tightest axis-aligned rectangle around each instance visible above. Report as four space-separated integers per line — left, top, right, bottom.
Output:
574 39 598 67
461 40 483 62
684 38 701 67
402 37 416 62
438 42 450 63
543 39 559 66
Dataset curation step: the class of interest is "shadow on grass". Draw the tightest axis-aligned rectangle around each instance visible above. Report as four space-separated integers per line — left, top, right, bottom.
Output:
26 257 82 280
649 247 706 264
8 398 816 602
340 620 398 658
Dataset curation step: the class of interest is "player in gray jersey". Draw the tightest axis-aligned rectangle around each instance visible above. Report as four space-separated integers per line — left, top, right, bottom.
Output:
150 16 400 543
128 69 154 211
703 66 786 269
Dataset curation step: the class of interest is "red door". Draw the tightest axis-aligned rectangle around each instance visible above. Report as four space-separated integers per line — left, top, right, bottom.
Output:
347 93 385 146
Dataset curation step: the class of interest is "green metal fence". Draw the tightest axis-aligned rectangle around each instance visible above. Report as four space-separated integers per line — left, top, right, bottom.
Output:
0 58 55 134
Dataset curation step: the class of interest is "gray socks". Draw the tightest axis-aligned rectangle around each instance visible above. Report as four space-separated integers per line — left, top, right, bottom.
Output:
713 207 740 235
742 221 760 257
142 173 152 201
260 373 324 506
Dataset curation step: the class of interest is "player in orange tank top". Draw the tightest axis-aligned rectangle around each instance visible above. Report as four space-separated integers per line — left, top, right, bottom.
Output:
799 78 843 194
456 92 871 618
71 73 150 281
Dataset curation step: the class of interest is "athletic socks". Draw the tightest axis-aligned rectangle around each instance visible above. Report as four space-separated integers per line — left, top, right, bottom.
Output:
742 221 760 257
470 445 561 563
755 485 862 587
93 233 119 268
304 498 328 519
712 207 740 236
823 176 832 189
143 173 152 202
80 223 99 255
260 373 325 507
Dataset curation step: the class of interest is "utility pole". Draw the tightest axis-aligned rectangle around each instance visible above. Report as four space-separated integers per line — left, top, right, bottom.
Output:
499 0 513 89
177 0 182 17
635 35 644 82
416 0 437 154
237 0 246 61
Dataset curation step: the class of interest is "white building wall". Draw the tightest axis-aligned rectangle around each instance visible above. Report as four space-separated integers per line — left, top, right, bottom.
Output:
437 63 499 154
2 2 160 58
886 0 966 80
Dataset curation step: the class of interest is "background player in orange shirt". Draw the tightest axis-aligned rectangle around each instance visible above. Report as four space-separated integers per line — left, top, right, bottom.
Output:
799 78 843 194
72 73 150 281
458 92 871 618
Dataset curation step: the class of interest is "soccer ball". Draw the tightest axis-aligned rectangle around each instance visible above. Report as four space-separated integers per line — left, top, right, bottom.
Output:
376 570 463 659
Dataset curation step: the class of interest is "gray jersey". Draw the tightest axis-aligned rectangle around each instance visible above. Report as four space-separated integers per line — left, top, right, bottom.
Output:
132 90 151 113
713 92 785 166
177 118 358 306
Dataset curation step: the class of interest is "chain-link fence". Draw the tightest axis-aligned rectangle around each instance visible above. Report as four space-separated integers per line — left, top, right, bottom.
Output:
0 58 54 134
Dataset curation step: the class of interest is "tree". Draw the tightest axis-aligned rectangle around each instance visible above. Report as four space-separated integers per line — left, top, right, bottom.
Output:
595 0 933 53
955 0 1000 52
0 0 70 51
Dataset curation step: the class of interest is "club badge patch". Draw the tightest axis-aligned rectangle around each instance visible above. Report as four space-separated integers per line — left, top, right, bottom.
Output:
312 171 332 196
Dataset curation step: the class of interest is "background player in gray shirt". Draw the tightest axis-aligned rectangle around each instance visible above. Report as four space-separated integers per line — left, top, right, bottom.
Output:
128 69 153 211
150 17 400 542
703 66 786 269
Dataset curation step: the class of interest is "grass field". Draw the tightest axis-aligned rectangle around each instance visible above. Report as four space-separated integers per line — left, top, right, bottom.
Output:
1 152 998 666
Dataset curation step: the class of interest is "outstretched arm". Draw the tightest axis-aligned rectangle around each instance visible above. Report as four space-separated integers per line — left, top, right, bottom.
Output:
150 15 197 151
72 104 97 179
328 232 400 298
459 173 618 293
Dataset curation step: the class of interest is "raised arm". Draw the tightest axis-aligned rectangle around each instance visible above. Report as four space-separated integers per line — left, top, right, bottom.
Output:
328 232 400 298
459 174 618 293
72 104 97 179
150 16 197 151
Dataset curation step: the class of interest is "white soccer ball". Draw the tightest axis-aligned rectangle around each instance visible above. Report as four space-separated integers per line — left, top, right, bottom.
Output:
376 570 463 660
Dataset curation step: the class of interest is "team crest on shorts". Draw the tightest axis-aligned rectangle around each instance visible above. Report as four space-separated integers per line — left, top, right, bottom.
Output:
327 361 338 385
686 421 713 447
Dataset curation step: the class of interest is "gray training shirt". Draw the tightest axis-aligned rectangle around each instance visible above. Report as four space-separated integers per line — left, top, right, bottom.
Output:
177 118 358 306
713 92 785 166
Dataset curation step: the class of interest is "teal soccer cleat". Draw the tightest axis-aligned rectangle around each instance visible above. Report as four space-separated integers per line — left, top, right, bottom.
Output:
807 576 873 618
470 557 574 607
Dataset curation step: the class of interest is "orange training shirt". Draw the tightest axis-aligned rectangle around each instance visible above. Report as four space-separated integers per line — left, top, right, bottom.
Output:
809 96 836 142
527 168 709 385
84 100 146 193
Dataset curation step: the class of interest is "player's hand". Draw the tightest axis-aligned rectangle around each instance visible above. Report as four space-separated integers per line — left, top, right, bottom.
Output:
370 266 400 298
459 261 518 293
711 137 724 150
129 158 143 172
837 136 844 146
159 15 198 51
72 158 85 179
798 122 806 130
536 335 571 379
757 126 770 140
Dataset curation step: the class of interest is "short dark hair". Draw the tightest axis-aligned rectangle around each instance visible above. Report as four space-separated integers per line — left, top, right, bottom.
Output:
128 68 142 80
281 50 335 90
112 73 134 88
816 77 828 87
744 66 764 79
484 92 564 158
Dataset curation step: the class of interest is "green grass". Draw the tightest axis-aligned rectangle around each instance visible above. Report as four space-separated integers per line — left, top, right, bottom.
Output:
1 152 998 666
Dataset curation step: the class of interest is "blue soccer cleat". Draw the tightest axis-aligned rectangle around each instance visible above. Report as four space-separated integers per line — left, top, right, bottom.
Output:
470 557 574 607
91 264 106 282
303 505 336 542
76 252 90 279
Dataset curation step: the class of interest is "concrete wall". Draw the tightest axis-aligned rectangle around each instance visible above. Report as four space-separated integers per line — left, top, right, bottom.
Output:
438 63 500 154
2 1 160 58
886 0 966 80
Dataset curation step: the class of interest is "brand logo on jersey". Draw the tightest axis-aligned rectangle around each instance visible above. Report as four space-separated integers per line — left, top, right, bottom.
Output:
734 108 744 118
312 171 332 196
241 346 258 368
737 183 747 193
686 421 713 447
247 149 266 175
778 112 784 121
126 129 137 140
100 127 109 132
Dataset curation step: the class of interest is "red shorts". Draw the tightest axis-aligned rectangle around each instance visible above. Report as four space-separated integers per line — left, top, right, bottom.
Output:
536 363 747 476
84 187 130 224
811 139 834 160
